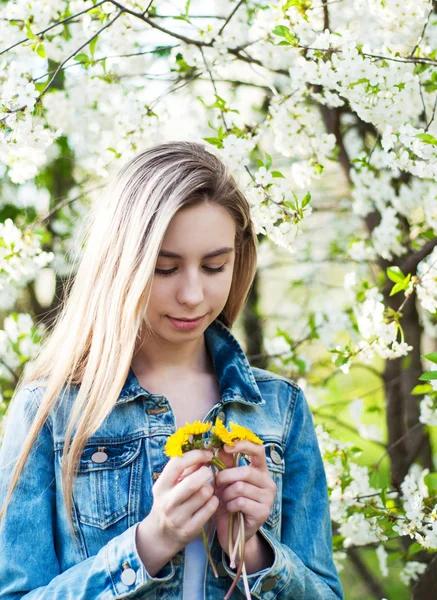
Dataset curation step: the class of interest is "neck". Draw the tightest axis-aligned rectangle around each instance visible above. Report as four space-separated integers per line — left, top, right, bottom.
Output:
132 327 213 378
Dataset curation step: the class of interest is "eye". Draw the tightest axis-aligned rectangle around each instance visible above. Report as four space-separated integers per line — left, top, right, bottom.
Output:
154 265 226 276
203 265 225 274
155 268 177 276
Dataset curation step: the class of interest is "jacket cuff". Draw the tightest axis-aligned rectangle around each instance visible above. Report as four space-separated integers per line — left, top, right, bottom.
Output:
221 526 287 599
106 522 175 597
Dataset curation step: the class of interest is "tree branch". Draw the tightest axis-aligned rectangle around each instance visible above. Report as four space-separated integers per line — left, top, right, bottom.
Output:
0 0 108 57
399 237 437 275
409 7 434 58
218 0 245 37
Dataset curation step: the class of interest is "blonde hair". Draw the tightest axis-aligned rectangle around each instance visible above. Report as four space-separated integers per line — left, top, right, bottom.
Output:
0 141 257 544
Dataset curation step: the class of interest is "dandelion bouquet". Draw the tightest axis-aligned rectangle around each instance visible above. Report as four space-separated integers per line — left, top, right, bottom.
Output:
164 418 263 600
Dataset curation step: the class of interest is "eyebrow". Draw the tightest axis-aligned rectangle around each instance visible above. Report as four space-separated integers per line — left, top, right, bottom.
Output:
158 247 234 259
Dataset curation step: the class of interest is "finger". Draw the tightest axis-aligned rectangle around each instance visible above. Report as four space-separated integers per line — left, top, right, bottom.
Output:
215 464 267 488
224 496 270 522
177 481 215 521
223 440 268 470
177 463 202 482
161 449 213 490
171 465 214 506
221 481 272 505
190 493 219 532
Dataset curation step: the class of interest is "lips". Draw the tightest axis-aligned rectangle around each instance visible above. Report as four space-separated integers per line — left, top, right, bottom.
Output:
169 316 204 321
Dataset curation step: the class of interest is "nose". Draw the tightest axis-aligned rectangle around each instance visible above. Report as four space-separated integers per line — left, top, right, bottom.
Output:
176 268 205 307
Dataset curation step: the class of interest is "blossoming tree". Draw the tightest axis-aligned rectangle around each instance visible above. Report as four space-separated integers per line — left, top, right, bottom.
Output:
1 0 437 597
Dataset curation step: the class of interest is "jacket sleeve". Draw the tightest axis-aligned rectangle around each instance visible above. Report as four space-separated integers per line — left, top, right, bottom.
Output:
0 386 175 599
221 385 344 599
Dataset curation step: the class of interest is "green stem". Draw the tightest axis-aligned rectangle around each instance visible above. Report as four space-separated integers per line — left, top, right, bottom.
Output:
211 456 227 471
228 452 240 563
201 526 219 578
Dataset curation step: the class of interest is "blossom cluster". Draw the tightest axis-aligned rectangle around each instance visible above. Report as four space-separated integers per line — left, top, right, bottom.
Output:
0 219 54 291
0 312 45 383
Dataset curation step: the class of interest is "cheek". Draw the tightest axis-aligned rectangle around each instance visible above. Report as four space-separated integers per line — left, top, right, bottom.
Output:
147 279 171 311
212 272 233 301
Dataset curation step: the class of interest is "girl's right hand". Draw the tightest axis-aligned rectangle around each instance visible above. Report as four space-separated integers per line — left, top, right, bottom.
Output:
136 449 218 566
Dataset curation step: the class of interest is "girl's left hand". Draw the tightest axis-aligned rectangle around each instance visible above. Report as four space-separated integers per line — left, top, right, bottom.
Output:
212 440 277 554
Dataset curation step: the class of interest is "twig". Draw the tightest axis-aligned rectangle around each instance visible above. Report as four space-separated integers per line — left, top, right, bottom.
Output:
32 46 180 83
218 0 245 37
1 9 124 123
199 47 229 132
425 92 437 132
108 0 210 47
372 422 422 470
409 7 434 58
0 0 108 57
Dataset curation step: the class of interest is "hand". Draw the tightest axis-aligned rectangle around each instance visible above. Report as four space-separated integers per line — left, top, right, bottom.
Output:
213 440 277 557
139 449 219 558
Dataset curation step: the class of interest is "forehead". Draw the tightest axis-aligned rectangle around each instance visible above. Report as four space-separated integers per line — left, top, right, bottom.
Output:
161 202 236 254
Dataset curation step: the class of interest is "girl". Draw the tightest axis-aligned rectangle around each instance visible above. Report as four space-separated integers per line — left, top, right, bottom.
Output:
0 141 344 599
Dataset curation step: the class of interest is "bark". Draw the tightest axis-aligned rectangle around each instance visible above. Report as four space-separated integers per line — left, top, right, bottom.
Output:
242 270 267 370
412 555 437 600
318 102 435 597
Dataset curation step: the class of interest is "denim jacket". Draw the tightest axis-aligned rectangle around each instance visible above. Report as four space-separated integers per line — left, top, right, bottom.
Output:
0 319 343 599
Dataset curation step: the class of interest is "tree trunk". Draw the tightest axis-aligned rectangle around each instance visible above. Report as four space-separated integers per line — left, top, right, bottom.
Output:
242 270 267 369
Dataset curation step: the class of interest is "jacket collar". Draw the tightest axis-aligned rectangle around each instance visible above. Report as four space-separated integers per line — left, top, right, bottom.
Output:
116 319 265 407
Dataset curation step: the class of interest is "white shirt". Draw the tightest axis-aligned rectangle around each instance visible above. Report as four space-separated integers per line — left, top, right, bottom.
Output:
183 470 215 599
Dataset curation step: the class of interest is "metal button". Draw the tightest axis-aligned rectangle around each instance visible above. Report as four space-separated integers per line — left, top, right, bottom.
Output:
121 567 136 586
91 451 108 463
261 576 277 592
217 411 226 422
270 449 282 465
216 561 228 577
173 555 182 565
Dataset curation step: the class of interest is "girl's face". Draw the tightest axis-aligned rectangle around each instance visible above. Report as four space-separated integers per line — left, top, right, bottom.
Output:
146 201 236 343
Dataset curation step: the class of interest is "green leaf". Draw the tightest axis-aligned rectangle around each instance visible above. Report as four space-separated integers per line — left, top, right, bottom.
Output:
349 78 369 88
302 192 311 208
389 281 405 296
255 158 264 169
407 541 425 558
74 53 89 64
25 22 37 40
203 137 222 148
89 35 98 58
422 352 437 364
424 471 437 491
387 266 405 283
272 25 291 38
418 371 437 381
36 43 46 58
271 171 285 178
412 383 433 395
380 486 387 507
265 152 272 171
416 132 437 145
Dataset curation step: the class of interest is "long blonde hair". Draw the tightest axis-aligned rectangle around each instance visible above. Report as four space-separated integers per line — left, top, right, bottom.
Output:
0 141 258 544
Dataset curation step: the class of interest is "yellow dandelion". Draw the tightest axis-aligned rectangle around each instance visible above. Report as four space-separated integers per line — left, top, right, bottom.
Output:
229 422 263 445
211 417 234 447
180 420 212 437
164 429 190 458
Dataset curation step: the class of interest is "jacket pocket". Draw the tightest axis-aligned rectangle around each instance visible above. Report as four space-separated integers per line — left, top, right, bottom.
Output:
62 438 142 530
263 440 284 528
